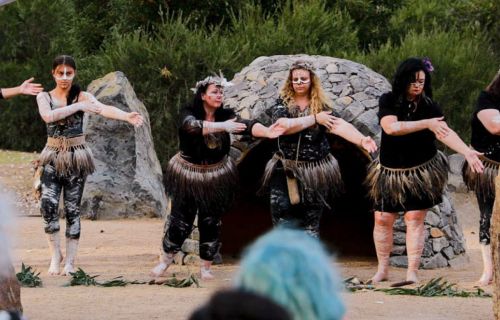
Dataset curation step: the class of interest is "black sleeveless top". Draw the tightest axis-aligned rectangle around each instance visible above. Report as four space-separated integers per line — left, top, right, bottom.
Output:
43 92 84 138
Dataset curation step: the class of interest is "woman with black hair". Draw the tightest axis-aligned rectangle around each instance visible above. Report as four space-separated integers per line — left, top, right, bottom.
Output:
367 57 483 284
151 75 283 280
463 70 500 286
36 55 143 276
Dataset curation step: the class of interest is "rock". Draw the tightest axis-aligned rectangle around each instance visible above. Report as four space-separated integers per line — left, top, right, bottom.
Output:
391 245 406 255
432 237 449 253
393 217 406 232
81 72 168 219
174 251 186 265
442 246 455 260
448 153 465 175
425 211 441 227
181 239 199 255
182 254 201 266
450 240 466 255
390 255 408 268
422 253 448 269
189 227 200 241
430 228 445 238
422 242 433 258
393 231 406 245
448 254 470 269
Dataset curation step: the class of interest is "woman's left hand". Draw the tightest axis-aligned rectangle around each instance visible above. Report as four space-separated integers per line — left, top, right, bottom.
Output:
360 136 378 153
267 122 286 139
127 112 144 127
465 149 484 173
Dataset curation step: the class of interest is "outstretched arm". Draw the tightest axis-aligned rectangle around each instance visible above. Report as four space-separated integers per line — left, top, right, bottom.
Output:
329 117 377 153
202 118 246 135
436 126 484 173
84 92 143 127
2 78 43 99
36 92 99 124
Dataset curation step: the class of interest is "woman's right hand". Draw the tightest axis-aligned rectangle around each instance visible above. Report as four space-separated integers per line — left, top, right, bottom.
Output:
427 117 450 139
223 118 247 133
315 111 337 131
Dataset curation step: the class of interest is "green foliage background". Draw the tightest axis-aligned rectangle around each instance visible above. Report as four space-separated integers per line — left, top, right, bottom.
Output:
0 0 498 164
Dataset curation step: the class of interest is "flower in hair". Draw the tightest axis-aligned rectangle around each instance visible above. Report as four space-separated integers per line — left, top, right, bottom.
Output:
191 71 233 93
290 60 316 73
422 57 434 73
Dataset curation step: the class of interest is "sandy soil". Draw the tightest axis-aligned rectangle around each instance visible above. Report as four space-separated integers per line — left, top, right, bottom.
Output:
0 151 494 320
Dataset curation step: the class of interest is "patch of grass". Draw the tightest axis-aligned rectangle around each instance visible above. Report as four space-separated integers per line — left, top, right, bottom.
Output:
67 268 200 288
0 150 37 165
16 263 43 288
375 277 492 298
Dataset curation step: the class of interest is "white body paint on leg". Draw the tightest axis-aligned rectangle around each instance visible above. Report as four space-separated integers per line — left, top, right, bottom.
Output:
62 238 78 276
46 232 63 275
371 211 396 283
478 244 493 286
150 251 174 278
200 259 214 280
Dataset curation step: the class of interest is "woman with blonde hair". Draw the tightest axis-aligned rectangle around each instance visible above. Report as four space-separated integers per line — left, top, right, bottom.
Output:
463 69 500 286
263 60 377 237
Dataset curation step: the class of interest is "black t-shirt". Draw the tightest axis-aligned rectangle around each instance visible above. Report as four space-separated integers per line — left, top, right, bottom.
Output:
470 91 500 161
378 92 443 168
267 99 331 162
177 106 256 165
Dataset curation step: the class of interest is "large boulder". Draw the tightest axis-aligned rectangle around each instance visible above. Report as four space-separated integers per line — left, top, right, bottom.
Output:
81 72 167 219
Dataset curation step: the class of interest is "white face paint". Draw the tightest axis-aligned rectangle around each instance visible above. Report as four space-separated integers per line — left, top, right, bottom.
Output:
54 67 75 81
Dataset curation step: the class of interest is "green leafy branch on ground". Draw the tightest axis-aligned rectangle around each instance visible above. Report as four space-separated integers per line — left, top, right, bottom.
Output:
67 268 199 288
16 263 43 287
345 276 491 298
375 277 491 298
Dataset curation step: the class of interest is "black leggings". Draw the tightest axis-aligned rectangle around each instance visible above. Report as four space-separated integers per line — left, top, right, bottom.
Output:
269 168 324 238
40 164 86 239
475 190 493 245
162 194 223 261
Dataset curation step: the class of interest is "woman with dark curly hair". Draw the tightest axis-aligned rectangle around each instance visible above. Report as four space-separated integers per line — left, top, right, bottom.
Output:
367 57 483 284
151 74 283 280
463 70 500 286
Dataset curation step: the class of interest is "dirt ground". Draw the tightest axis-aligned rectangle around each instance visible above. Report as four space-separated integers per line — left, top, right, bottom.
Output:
0 150 494 320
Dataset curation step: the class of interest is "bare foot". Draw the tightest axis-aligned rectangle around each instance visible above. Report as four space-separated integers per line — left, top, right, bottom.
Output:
48 252 63 276
200 267 214 280
406 270 419 283
150 262 170 278
369 270 388 284
62 263 76 276
477 273 493 286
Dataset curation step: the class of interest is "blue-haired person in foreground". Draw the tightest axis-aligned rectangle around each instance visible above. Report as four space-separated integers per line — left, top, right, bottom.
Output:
234 228 345 320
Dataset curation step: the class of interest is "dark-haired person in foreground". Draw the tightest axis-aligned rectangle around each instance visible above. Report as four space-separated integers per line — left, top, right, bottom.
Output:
0 78 43 100
367 57 483 284
463 69 500 286
36 55 143 276
151 74 283 280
